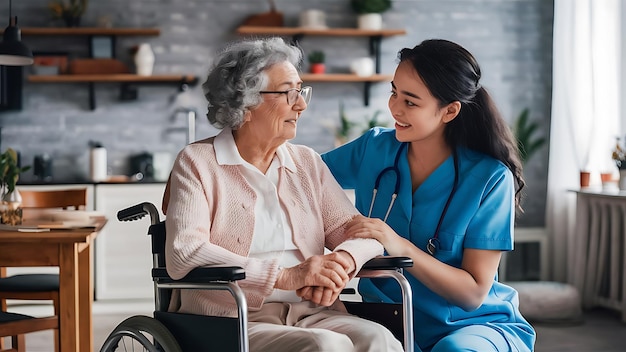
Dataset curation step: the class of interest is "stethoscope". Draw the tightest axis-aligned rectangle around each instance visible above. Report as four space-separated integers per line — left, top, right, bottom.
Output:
367 143 459 256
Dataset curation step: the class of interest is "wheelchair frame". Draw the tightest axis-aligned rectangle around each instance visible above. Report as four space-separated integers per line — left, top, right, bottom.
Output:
100 202 415 352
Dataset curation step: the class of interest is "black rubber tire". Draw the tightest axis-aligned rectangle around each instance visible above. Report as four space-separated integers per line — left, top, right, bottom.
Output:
99 315 182 352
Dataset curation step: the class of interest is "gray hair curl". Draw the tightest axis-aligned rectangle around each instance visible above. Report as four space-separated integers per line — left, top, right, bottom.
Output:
202 37 303 129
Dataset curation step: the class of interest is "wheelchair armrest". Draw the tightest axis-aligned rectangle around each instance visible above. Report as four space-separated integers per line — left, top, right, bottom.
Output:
360 256 413 271
342 256 412 296
152 266 245 284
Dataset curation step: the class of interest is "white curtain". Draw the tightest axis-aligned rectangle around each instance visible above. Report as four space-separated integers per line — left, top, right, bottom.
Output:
547 0 622 282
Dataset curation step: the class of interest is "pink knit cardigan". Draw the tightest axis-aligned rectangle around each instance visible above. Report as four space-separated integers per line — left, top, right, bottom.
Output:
165 136 384 317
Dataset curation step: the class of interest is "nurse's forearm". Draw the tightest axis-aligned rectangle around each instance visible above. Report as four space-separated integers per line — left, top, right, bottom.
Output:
403 246 492 311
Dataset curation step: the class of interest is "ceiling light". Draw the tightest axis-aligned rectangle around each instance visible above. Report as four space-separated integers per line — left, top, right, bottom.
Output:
0 0 33 66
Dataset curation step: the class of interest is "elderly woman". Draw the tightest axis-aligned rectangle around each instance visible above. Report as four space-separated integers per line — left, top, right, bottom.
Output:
164 37 403 351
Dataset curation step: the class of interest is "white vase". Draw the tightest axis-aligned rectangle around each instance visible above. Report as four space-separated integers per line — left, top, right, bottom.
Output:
350 57 375 77
299 9 327 29
357 13 383 30
134 43 155 76
619 170 626 191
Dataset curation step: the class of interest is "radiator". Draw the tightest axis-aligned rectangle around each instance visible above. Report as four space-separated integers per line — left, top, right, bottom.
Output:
572 191 626 322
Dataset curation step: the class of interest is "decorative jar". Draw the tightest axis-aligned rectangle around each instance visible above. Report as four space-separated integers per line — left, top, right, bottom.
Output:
134 43 155 76
0 188 22 226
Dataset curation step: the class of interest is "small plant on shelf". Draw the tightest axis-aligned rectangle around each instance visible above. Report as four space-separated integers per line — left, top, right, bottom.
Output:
350 0 392 14
49 0 88 27
308 50 326 74
350 0 392 30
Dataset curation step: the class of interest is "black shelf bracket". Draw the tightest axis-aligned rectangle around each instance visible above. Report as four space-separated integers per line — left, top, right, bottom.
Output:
84 77 199 111
88 83 96 110
291 33 305 45
369 36 383 74
363 81 372 106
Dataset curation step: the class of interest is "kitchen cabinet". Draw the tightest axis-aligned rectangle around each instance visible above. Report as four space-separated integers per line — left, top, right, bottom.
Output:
236 26 406 105
4 27 199 110
93 183 166 300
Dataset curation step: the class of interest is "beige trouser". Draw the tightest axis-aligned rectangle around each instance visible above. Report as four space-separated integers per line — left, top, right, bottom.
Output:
248 301 404 352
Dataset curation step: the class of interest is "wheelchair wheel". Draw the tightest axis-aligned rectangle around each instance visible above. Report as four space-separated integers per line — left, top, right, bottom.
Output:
100 315 182 352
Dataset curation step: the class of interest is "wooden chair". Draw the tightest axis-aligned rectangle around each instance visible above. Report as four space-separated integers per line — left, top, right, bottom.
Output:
18 188 87 210
0 188 87 351
0 311 58 352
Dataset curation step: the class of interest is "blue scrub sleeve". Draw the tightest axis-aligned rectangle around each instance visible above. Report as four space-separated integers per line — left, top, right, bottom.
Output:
321 129 377 189
464 167 515 251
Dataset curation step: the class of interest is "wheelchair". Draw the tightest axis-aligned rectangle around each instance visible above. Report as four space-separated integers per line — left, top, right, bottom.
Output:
100 202 415 352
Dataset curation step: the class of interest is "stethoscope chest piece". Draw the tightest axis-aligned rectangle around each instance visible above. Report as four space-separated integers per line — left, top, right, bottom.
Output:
427 237 439 256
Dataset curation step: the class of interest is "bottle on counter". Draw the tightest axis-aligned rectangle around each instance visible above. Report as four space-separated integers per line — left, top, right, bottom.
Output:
89 141 107 182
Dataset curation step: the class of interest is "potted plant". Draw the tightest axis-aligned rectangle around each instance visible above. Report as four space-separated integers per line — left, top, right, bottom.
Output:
350 0 392 30
513 108 546 164
49 0 88 27
361 109 387 134
308 50 326 74
335 101 358 146
0 148 30 225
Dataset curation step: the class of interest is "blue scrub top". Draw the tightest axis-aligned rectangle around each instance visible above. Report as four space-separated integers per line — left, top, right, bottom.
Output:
322 128 535 351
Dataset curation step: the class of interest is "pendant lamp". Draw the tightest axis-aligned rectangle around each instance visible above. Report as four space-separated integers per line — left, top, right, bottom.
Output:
0 0 33 66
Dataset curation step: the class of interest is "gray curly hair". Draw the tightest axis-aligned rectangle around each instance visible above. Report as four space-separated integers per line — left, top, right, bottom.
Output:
202 37 303 129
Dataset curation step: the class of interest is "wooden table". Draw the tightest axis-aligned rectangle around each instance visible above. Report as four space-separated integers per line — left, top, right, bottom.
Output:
0 219 106 352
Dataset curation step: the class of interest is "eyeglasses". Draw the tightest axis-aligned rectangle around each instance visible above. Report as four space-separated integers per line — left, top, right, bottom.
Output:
259 86 312 105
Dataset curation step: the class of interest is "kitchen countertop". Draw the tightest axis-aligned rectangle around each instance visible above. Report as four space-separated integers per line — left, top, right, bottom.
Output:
18 179 167 186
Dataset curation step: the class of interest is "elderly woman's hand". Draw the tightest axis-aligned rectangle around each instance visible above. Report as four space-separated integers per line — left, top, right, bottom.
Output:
292 251 356 306
275 252 354 306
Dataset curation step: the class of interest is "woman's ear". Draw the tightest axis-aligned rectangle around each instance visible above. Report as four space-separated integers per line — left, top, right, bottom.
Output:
443 101 461 123
243 110 252 123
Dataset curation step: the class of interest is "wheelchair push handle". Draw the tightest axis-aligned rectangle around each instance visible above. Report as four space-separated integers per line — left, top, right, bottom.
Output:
117 202 161 225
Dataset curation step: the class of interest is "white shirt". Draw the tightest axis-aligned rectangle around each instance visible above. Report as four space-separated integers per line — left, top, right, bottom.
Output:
214 128 302 302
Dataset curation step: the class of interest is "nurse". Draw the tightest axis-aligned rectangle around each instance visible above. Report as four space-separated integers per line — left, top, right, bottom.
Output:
320 39 536 352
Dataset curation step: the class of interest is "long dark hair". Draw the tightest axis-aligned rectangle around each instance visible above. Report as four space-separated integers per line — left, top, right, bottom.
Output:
398 39 525 211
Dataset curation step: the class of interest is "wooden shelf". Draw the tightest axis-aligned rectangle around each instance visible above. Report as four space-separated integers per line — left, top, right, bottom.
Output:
236 26 406 37
28 74 197 83
27 74 199 110
7 27 198 111
301 74 392 105
236 26 405 105
15 27 160 36
300 73 392 82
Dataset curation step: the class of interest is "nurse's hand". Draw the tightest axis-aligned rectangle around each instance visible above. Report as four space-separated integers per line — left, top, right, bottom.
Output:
345 216 412 256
